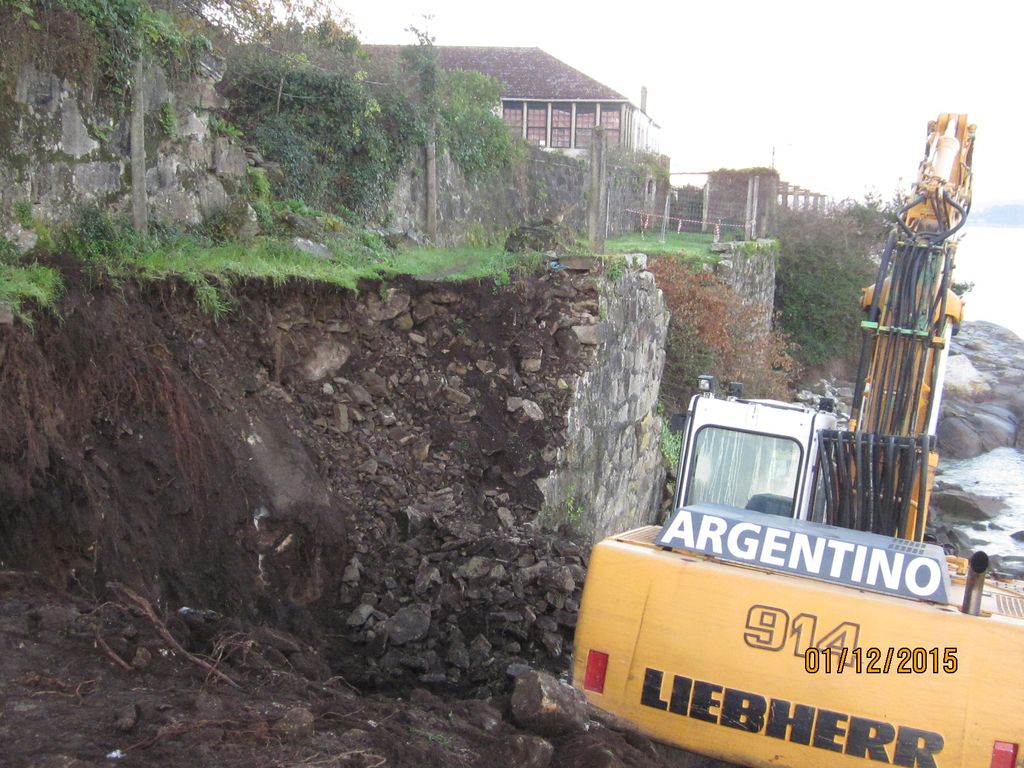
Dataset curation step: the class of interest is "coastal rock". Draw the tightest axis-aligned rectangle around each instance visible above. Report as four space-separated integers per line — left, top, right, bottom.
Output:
930 487 1007 522
937 321 1024 459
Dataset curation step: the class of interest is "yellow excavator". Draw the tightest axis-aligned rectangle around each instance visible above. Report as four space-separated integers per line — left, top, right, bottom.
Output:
573 115 1024 768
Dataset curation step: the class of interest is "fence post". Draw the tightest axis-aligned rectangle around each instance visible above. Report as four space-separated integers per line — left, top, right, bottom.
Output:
588 127 606 253
751 175 760 240
660 189 670 243
701 181 710 233
744 174 754 240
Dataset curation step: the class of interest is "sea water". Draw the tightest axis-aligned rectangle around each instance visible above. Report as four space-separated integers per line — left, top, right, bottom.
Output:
937 448 1024 555
938 224 1024 556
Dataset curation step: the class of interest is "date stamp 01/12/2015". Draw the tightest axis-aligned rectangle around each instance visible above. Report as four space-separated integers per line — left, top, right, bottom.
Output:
804 646 958 674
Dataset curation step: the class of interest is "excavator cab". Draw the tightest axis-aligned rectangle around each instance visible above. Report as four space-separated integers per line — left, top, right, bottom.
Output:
671 388 838 522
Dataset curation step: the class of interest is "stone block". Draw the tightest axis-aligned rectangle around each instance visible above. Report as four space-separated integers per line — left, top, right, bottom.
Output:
365 289 411 322
197 175 229 218
572 325 600 346
60 98 98 158
301 341 351 382
150 188 201 225
176 78 228 111
386 605 431 645
510 670 589 737
142 66 171 112
179 110 209 141
146 155 180 193
292 238 332 260
213 137 247 179
72 161 123 199
15 65 62 114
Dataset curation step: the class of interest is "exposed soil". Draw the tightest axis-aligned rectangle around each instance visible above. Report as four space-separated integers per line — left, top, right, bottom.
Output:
0 265 730 767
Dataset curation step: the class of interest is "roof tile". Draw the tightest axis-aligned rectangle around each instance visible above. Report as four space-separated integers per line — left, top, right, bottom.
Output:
365 45 627 102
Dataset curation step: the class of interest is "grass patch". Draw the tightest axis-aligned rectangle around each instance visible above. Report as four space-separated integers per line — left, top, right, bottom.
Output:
125 238 546 314
12 205 550 323
660 414 682 469
389 245 546 283
605 231 717 260
0 262 63 325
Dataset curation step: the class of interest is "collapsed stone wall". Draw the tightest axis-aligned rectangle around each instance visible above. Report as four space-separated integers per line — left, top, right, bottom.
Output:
537 267 669 540
0 266 670 694
0 58 246 248
390 146 663 247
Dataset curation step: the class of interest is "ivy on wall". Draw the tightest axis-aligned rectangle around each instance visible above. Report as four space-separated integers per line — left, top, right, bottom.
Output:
1 0 208 99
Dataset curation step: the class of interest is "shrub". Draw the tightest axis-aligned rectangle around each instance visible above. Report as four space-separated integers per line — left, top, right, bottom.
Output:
774 202 887 368
650 257 797 412
436 70 514 179
157 100 177 137
14 200 33 228
1 0 208 99
58 206 145 263
222 43 420 217
0 236 21 265
246 167 272 202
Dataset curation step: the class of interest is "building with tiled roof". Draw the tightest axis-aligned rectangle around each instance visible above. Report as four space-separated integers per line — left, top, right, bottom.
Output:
366 46 660 155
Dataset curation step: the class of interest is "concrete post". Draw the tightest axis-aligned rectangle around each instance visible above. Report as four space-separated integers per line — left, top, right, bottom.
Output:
751 175 760 240
744 175 754 240
660 189 670 243
130 59 148 235
545 102 552 149
588 127 607 253
425 125 438 243
701 181 710 233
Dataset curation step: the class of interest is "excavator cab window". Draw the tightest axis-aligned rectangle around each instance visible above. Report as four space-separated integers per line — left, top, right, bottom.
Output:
685 427 802 517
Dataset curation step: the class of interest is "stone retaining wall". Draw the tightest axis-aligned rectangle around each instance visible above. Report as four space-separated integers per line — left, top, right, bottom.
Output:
0 58 246 249
389 146 664 247
538 267 669 540
711 239 778 333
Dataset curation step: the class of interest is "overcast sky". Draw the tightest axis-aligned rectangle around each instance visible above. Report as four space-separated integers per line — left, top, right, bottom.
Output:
338 0 1019 208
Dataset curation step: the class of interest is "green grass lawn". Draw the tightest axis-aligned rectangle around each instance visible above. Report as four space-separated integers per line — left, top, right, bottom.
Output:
0 223 543 323
3 206 731 326
605 231 717 260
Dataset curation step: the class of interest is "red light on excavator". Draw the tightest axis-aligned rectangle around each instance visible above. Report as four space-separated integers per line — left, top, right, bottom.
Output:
583 650 609 693
991 741 1018 768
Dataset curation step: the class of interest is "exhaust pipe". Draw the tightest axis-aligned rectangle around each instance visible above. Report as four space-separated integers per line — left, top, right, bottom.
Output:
960 551 989 616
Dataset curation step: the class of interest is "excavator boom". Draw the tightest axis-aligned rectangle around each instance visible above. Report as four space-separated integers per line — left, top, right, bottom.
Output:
822 114 976 539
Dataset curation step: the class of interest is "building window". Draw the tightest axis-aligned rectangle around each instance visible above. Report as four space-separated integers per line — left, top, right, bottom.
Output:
526 102 548 145
575 105 595 148
503 103 523 136
601 107 621 146
550 103 571 148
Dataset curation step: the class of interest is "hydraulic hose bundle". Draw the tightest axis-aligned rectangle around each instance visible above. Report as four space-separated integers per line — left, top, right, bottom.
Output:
813 115 974 539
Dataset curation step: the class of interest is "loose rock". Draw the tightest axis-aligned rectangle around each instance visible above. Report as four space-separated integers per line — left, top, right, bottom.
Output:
386 606 431 645
273 706 315 740
301 341 351 382
510 670 589 737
